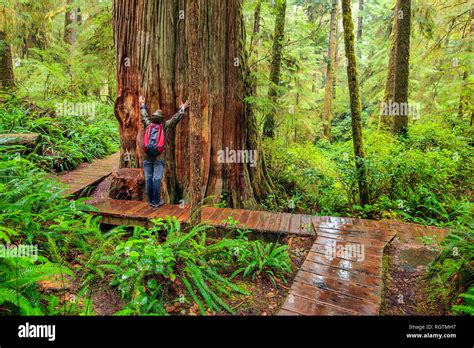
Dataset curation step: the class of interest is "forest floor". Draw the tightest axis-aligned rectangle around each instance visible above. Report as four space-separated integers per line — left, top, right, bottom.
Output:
87 235 313 316
382 230 447 315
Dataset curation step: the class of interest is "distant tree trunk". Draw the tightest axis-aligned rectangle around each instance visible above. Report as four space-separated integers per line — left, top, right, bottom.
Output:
320 0 339 140
113 0 272 208
392 0 411 135
64 0 78 44
381 1 399 130
188 0 202 225
263 0 287 138
458 7 473 123
0 31 15 90
249 0 262 95
357 0 364 40
341 0 370 206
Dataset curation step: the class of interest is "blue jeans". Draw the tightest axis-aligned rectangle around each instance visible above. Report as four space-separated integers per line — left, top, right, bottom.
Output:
143 159 164 205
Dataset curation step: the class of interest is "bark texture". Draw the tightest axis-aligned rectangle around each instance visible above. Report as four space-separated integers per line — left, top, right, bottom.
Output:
0 31 15 90
64 0 78 45
357 0 364 40
321 0 339 139
341 0 370 206
113 0 272 209
392 0 411 135
187 0 203 224
263 0 287 138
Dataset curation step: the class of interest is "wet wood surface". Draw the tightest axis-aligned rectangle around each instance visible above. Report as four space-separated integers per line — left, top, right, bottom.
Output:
53 151 449 316
51 152 120 196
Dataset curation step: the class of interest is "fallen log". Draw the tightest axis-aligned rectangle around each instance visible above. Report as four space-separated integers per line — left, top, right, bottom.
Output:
0 133 40 147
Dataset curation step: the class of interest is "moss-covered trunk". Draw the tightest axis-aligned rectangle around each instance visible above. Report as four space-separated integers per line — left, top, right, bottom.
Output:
341 0 370 206
321 0 339 139
263 0 287 139
392 0 411 135
0 31 15 90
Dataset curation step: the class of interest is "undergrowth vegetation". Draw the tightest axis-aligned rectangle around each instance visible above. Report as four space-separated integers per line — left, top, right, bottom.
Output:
0 97 118 172
264 121 473 229
0 151 292 316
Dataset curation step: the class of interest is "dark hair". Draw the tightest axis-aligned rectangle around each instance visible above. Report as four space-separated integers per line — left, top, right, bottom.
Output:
151 110 163 124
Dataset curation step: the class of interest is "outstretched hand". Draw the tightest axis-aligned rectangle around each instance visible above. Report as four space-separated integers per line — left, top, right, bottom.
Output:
179 100 190 110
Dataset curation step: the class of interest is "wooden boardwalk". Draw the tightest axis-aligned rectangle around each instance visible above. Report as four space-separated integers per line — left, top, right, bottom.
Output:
53 152 448 316
279 217 397 315
51 152 120 196
89 198 316 236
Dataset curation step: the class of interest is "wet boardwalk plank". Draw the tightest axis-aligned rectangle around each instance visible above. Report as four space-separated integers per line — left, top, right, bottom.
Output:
51 154 449 316
51 152 120 196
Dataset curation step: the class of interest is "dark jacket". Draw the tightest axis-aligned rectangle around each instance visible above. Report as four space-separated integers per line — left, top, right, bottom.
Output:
140 104 185 161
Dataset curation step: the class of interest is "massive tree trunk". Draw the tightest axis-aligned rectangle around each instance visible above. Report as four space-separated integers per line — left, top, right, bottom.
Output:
341 0 370 206
357 0 364 40
0 31 15 90
263 0 287 139
113 0 272 209
320 0 339 139
392 0 411 135
187 0 203 224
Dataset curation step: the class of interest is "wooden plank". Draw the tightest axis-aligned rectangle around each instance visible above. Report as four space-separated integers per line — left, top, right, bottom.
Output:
301 260 382 288
281 294 356 316
288 214 302 234
266 212 282 232
277 213 292 232
294 270 381 304
300 214 314 235
245 211 261 229
236 210 251 228
312 237 383 257
277 308 301 316
289 281 378 315
305 251 381 277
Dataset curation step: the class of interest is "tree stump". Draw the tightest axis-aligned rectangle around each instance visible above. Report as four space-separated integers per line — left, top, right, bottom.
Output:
109 168 145 201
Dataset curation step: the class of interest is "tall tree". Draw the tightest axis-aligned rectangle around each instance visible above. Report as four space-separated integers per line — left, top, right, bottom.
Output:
320 0 339 139
249 0 262 95
113 0 272 209
187 0 203 224
382 0 411 134
381 1 399 130
341 0 370 206
64 0 78 45
0 31 15 90
263 0 287 138
357 0 364 40
392 0 411 135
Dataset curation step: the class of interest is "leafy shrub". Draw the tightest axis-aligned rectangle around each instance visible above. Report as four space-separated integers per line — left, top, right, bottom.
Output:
427 228 474 313
0 97 118 172
264 123 473 228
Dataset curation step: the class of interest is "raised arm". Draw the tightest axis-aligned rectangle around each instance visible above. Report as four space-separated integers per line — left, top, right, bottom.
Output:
139 96 151 127
165 100 190 130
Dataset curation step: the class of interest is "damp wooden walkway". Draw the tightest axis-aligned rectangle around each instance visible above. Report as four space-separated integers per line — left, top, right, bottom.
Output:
51 152 120 196
89 198 318 236
53 152 448 316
